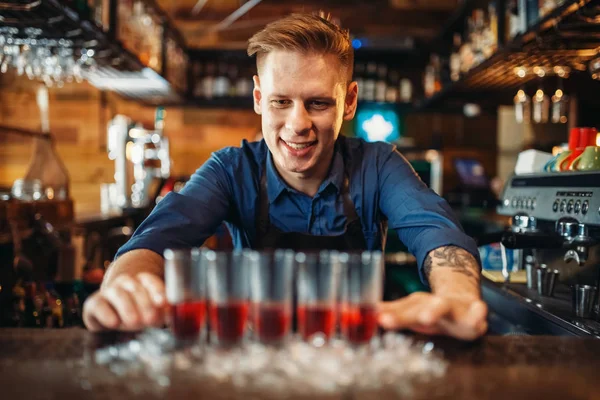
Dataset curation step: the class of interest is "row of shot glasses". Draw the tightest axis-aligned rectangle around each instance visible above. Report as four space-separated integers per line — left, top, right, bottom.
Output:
164 249 383 347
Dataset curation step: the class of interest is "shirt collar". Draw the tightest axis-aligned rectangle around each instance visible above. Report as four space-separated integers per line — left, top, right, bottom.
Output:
265 141 345 203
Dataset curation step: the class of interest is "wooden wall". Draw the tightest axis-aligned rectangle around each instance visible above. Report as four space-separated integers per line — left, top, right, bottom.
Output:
1 74 497 216
0 76 260 215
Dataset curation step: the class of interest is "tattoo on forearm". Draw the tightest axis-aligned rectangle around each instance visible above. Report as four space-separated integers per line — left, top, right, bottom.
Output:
423 246 479 282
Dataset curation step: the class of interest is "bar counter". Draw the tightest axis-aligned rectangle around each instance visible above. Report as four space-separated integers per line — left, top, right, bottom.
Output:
1 328 598 400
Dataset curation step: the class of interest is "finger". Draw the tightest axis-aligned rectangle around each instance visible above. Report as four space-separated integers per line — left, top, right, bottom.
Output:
137 272 166 306
417 296 452 326
116 275 160 327
102 286 143 331
378 297 436 331
377 292 429 314
83 293 120 332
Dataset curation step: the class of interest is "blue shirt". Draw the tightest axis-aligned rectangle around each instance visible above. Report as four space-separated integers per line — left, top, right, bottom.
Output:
116 136 479 283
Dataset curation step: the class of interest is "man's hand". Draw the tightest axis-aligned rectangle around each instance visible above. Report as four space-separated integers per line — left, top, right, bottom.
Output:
83 272 167 332
82 249 167 332
377 293 488 340
377 245 488 340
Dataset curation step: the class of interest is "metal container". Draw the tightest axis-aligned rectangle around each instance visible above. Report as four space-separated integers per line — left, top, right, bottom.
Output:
572 285 597 319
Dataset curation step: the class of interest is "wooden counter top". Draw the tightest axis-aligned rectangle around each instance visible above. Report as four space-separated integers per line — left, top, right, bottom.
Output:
0 328 598 400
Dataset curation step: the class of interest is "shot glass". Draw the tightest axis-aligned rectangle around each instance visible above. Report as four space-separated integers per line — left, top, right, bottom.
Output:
206 250 250 346
248 249 295 344
339 251 383 346
164 248 207 342
296 251 341 341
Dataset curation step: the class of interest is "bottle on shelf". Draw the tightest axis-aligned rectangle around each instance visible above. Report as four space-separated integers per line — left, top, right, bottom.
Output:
375 64 388 103
193 62 204 97
450 33 462 82
213 63 231 97
399 78 412 103
385 69 400 103
228 65 239 97
354 62 365 100
363 62 377 101
235 65 253 98
201 62 216 99
485 2 498 58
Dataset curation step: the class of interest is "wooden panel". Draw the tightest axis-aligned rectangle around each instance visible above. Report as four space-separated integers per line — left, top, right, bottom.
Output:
0 79 258 215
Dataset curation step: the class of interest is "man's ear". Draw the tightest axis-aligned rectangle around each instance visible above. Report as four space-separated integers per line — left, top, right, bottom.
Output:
253 75 262 115
343 81 358 121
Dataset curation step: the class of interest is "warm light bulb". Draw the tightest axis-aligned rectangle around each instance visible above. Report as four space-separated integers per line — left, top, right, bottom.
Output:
535 89 544 99
596 133 600 146
554 89 563 97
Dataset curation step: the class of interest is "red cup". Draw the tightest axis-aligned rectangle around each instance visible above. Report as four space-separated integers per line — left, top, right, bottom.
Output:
561 147 584 171
580 128 598 148
568 128 580 150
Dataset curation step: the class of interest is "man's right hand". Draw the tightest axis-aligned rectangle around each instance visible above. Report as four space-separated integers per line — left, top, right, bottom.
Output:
83 272 167 332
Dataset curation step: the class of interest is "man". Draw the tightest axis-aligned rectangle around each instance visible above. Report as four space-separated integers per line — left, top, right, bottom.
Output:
83 13 487 340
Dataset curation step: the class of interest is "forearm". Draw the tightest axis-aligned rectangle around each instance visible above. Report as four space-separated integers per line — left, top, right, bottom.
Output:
423 245 481 300
101 249 164 289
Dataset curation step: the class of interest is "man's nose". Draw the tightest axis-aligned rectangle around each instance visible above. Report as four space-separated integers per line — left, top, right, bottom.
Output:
285 102 312 135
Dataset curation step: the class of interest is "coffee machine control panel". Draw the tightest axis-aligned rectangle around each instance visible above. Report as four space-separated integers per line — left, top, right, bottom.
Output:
498 172 600 226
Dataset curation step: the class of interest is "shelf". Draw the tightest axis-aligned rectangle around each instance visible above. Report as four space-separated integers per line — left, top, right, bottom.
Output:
414 0 600 112
0 0 185 104
183 97 254 109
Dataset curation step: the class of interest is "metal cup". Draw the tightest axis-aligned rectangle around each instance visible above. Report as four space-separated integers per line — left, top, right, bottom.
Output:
537 265 547 295
572 285 597 318
525 263 536 290
547 270 559 297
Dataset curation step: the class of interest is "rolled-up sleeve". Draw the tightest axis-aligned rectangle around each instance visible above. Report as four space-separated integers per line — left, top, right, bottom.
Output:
378 148 481 285
115 154 232 259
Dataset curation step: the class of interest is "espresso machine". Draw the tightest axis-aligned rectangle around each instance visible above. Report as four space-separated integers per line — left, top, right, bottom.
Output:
492 171 600 336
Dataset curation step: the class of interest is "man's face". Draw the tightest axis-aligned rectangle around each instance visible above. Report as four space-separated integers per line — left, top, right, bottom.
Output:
253 51 357 178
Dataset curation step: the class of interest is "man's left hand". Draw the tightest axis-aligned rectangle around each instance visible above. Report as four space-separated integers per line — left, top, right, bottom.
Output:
377 292 488 341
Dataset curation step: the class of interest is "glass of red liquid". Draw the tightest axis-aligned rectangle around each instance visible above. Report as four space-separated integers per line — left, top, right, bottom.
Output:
206 250 250 346
339 251 383 346
296 251 341 342
164 248 207 343
248 249 295 345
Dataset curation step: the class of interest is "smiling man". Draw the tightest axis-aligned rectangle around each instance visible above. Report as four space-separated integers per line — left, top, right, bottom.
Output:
83 13 487 340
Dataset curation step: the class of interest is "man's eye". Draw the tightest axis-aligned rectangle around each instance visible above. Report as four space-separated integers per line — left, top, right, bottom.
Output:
270 100 290 107
310 101 329 109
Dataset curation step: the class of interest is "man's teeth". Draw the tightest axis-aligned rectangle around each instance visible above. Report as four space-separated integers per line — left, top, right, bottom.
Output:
285 141 314 149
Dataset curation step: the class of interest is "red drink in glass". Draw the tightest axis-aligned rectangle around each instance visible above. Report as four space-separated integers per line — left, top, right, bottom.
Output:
297 304 335 340
254 302 291 343
170 300 206 340
341 304 378 345
209 301 249 344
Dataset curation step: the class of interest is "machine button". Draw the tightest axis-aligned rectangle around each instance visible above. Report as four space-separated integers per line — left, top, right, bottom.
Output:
532 198 537 210
517 199 523 209
525 198 532 209
512 198 517 208
567 200 574 213
560 200 566 212
582 201 589 215
503 199 510 207
552 200 559 212
574 201 581 214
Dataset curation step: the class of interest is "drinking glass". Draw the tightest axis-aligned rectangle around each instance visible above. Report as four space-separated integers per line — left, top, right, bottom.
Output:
206 250 250 346
164 248 207 342
296 251 341 341
248 249 295 344
339 251 384 346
